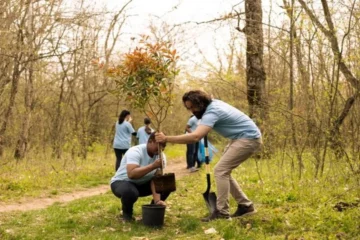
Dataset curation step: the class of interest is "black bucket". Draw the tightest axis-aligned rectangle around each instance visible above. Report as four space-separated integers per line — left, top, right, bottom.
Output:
142 204 166 227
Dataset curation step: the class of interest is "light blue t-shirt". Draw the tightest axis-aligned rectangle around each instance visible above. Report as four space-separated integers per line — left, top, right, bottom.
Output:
200 99 261 139
136 126 154 145
113 121 135 149
186 116 198 132
110 144 167 185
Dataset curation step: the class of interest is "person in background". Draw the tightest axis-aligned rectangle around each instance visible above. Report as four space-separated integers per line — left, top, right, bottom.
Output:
185 115 201 172
113 110 136 171
136 117 153 145
156 90 262 221
110 132 169 222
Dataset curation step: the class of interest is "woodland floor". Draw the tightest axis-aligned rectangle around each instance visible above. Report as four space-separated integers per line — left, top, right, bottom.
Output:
0 157 190 213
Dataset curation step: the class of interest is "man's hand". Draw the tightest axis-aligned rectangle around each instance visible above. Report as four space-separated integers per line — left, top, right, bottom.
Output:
154 168 162 176
155 132 166 143
155 200 166 206
152 158 162 169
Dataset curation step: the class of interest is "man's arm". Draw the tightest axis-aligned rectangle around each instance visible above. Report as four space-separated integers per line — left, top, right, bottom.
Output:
151 180 166 206
156 125 212 144
127 158 162 179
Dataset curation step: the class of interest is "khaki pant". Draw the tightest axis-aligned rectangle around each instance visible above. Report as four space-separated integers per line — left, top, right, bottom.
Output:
214 138 262 215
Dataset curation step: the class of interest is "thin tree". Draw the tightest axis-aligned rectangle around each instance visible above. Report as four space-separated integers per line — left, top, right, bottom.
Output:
298 0 360 174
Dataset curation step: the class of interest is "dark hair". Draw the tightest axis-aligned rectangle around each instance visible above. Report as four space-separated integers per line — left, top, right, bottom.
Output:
144 117 151 125
148 132 166 148
144 117 152 134
118 110 130 124
182 90 212 110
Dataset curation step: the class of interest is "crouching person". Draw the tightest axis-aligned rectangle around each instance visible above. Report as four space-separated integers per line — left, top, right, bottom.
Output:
110 132 169 222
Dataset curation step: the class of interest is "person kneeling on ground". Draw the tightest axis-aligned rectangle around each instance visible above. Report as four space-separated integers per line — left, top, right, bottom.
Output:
110 132 169 222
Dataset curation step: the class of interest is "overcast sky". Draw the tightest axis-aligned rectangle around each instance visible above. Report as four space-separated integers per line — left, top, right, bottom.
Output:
86 0 286 74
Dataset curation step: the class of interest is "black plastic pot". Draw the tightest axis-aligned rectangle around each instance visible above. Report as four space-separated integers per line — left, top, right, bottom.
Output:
142 204 166 227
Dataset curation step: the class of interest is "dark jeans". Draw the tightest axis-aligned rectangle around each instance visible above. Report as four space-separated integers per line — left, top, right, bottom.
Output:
186 142 201 168
114 148 128 171
111 180 170 217
194 142 201 167
186 143 195 168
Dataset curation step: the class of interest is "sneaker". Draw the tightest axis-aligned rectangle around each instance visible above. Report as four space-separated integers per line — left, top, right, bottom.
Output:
231 204 257 218
201 210 230 222
189 167 199 173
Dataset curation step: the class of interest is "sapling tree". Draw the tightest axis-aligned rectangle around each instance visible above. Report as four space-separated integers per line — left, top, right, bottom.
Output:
108 36 179 176
108 35 180 132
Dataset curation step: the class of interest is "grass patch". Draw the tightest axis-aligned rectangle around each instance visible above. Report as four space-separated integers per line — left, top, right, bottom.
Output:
163 144 186 159
0 149 359 239
0 145 186 202
0 153 113 202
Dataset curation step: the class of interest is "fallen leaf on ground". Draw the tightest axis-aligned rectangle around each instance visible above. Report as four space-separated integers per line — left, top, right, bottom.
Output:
204 227 217 234
285 220 291 226
246 223 252 230
5 229 14 234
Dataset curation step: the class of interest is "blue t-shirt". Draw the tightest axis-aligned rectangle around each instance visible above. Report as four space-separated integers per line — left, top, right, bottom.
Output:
200 99 261 139
110 144 167 185
113 121 135 149
186 116 198 132
136 126 153 145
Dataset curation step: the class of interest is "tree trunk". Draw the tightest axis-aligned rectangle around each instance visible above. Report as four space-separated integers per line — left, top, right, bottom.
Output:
244 0 267 125
51 56 69 159
14 1 35 159
0 56 23 157
284 0 304 178
14 63 34 159
0 1 31 157
330 93 359 158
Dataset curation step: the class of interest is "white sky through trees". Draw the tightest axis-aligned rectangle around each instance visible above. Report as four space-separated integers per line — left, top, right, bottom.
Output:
74 0 285 75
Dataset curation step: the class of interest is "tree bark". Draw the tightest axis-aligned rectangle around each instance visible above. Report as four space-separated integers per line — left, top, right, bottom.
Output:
243 0 267 125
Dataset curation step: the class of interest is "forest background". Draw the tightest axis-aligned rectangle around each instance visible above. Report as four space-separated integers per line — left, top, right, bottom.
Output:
0 0 359 239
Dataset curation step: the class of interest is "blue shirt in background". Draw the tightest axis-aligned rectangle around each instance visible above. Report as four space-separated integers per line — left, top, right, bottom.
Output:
136 126 153 144
200 99 261 139
113 121 135 149
110 144 167 185
187 115 198 132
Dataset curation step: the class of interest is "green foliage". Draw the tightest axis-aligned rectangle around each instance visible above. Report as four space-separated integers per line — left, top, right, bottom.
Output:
108 36 180 130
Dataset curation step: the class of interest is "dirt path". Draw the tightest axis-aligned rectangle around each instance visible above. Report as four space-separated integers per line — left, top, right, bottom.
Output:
0 157 190 213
